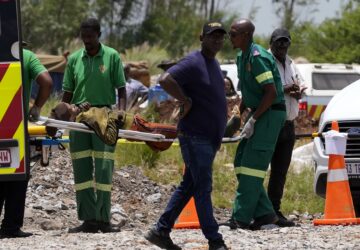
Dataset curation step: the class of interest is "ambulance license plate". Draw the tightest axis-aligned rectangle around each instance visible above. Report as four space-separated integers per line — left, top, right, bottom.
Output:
346 163 360 177
0 149 11 167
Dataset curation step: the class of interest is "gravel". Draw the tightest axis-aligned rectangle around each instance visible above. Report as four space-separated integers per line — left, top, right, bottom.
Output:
1 150 359 249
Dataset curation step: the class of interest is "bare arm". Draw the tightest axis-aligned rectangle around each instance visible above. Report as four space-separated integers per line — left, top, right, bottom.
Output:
28 72 53 121
62 91 73 104
252 84 277 120
117 87 126 111
159 72 192 118
159 73 187 102
33 72 53 108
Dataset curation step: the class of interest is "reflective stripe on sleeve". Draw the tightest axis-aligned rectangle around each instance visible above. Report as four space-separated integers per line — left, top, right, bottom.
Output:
327 169 348 182
71 150 92 160
93 151 114 161
75 180 94 191
255 71 273 84
96 183 112 192
234 166 267 178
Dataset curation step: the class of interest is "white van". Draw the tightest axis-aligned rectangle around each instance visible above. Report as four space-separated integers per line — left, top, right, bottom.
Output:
297 64 360 121
220 63 360 122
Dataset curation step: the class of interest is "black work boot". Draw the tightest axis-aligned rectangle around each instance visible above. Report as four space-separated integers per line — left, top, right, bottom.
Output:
0 229 33 238
98 222 121 233
249 213 279 231
209 238 229 250
68 220 98 233
275 211 295 227
219 218 249 230
144 227 181 250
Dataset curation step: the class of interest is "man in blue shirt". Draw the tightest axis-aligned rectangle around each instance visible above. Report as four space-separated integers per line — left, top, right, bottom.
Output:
145 22 228 250
124 64 148 109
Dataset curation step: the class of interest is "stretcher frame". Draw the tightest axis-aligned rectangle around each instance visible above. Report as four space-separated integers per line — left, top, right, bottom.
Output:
36 116 166 142
34 116 244 143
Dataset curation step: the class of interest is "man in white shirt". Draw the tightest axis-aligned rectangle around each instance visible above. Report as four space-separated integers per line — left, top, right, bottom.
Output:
268 28 306 227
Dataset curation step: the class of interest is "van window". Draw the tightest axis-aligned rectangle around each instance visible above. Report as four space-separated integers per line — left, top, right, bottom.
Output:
313 73 360 90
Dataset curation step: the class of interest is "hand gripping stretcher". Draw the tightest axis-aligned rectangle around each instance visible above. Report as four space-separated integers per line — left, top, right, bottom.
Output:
34 116 244 143
28 116 243 167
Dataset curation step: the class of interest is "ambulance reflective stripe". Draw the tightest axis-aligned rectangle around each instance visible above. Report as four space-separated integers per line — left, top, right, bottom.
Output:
0 62 25 174
327 168 348 182
255 71 273 84
307 104 326 120
234 166 267 179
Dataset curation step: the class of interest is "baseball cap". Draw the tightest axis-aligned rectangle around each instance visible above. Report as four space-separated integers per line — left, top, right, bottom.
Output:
270 28 291 43
202 21 227 35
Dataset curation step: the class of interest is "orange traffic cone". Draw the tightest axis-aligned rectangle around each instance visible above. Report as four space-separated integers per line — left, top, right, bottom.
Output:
313 121 359 225
173 165 200 229
173 197 200 229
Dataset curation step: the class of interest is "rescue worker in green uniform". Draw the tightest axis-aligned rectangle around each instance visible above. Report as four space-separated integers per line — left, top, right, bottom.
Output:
222 19 286 230
62 18 126 233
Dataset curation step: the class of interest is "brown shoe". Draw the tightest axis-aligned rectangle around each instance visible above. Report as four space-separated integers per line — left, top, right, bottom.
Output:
68 220 98 233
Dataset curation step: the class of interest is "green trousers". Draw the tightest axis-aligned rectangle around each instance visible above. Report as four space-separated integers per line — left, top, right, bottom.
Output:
69 131 115 222
232 109 285 224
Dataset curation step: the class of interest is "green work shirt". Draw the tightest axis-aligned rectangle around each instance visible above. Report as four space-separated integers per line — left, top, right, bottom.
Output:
236 42 284 109
22 49 47 112
62 44 125 106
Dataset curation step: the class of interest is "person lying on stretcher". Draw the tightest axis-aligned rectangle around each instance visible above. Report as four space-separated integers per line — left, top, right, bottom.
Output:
46 102 177 151
46 102 126 146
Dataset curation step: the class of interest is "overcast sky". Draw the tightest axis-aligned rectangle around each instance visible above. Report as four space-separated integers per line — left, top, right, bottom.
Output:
221 0 346 36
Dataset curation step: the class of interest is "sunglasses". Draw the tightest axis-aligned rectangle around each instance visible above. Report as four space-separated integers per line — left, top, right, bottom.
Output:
273 39 291 47
229 31 248 38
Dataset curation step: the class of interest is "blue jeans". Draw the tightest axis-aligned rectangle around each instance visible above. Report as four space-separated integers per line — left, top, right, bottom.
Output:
156 135 222 241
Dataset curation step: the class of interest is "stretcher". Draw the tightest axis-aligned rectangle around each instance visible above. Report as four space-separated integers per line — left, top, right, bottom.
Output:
35 116 166 142
29 116 166 168
34 116 245 143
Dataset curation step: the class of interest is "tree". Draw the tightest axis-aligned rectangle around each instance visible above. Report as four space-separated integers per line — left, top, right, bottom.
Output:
130 0 236 58
21 0 90 54
272 0 319 30
90 0 142 49
290 2 360 63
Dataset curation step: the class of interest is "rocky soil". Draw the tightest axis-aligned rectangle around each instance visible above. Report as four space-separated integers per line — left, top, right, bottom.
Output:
1 150 360 250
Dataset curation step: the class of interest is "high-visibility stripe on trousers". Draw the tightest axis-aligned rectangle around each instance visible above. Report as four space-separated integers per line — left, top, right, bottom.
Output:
69 131 115 222
231 109 285 224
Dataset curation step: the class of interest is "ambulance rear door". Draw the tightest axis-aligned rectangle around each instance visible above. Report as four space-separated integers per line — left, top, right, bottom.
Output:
0 0 30 181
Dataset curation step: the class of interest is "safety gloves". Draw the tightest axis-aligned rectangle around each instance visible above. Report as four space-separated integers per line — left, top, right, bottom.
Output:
239 116 256 139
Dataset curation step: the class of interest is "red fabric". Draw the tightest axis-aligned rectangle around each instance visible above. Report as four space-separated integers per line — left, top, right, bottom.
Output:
129 114 177 151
